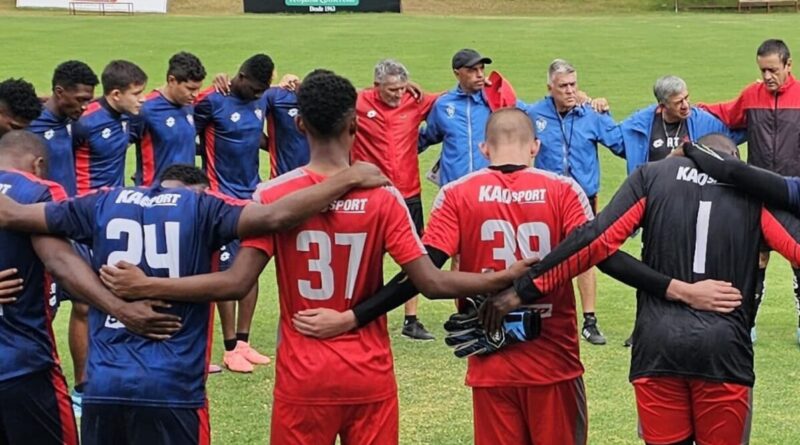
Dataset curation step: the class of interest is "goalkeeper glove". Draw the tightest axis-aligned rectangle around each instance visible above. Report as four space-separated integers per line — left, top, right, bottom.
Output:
443 298 540 358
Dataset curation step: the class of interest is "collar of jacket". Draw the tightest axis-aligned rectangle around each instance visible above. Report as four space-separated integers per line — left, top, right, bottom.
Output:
452 84 487 104
775 74 797 96
546 95 586 117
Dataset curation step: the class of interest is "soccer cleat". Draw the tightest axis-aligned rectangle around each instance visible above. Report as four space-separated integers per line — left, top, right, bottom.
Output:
235 341 271 365
402 320 435 341
582 316 607 345
70 389 83 418
208 364 223 374
223 350 254 373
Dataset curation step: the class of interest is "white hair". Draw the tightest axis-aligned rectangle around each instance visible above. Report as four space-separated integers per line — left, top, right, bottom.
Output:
374 59 409 84
547 59 576 86
653 75 687 105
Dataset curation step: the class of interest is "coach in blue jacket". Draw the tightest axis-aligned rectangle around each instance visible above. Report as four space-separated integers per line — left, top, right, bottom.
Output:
418 49 500 186
526 59 625 346
619 75 743 176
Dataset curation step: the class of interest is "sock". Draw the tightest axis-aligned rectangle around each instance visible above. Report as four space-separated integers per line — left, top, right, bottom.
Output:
793 268 800 328
404 315 417 326
236 332 249 343
583 312 596 321
74 382 86 394
223 338 237 352
753 267 767 327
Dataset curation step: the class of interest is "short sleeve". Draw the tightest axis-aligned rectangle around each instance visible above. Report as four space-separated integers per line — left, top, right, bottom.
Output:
241 235 274 257
197 191 246 250
421 186 460 256
45 192 103 244
382 187 427 266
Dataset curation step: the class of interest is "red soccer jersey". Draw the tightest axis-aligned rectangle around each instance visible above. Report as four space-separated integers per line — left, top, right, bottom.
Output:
351 89 437 199
422 166 594 387
243 168 426 404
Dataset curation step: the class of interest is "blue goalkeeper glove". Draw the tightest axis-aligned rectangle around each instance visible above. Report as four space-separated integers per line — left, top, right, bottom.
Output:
443 296 541 358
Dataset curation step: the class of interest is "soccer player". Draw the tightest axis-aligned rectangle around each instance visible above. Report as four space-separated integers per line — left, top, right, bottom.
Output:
699 39 800 343
68 58 148 414
525 59 626 345
291 110 740 445
97 71 533 445
0 153 390 445
27 60 100 412
0 130 182 445
74 60 147 195
132 52 206 186
351 59 439 340
0 78 42 136
195 53 273 372
488 134 800 445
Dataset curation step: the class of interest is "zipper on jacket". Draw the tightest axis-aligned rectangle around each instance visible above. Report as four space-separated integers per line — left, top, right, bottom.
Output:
467 98 473 174
773 93 778 171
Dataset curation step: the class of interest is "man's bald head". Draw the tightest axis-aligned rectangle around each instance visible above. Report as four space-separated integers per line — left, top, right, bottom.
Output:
0 130 49 177
485 108 536 147
697 133 740 159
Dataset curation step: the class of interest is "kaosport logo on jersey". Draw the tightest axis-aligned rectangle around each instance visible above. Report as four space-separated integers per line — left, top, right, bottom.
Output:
478 185 547 204
115 190 182 207
328 198 368 213
0 183 11 195
676 166 717 186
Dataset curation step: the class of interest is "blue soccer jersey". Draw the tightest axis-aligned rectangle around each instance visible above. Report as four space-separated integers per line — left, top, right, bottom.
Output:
28 108 78 197
0 170 67 382
131 90 197 186
263 87 309 178
195 87 265 199
44 186 244 408
73 98 131 196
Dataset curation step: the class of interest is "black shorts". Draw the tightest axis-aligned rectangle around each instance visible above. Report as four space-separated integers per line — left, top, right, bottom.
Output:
0 367 78 445
405 195 424 236
82 404 210 445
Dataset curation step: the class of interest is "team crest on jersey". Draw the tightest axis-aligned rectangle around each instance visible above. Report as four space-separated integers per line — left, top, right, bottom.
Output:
288 108 299 117
230 112 241 123
101 128 112 139
535 118 547 133
186 114 194 126
446 104 456 118
367 110 377 119
166 116 175 128
653 139 664 148
255 109 263 120
44 129 55 140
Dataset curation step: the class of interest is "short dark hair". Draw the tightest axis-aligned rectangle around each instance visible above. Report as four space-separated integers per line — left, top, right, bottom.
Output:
757 39 791 65
167 52 206 83
297 71 356 138
0 78 42 122
101 60 148 95
0 130 48 161
159 164 209 186
52 60 99 91
240 54 274 87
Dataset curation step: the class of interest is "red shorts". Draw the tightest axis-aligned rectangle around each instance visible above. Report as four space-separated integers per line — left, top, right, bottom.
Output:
472 377 587 445
633 377 752 445
270 396 398 445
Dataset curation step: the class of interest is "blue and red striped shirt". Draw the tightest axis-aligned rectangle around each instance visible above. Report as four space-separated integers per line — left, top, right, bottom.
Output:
72 98 131 196
195 87 265 199
131 90 197 186
0 170 67 382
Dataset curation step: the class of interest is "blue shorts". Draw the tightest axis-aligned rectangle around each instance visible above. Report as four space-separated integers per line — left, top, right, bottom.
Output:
81 404 209 445
0 367 78 445
215 240 240 272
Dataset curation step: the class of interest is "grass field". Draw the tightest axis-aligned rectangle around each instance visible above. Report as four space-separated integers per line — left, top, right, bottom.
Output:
2 7 800 445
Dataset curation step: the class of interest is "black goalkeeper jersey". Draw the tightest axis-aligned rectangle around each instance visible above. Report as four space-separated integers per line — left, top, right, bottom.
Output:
515 156 800 386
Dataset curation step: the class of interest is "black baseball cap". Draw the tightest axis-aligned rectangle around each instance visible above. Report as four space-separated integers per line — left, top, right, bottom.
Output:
452 49 493 70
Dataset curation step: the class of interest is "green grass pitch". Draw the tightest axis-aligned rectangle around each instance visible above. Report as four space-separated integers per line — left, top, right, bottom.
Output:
2 10 800 444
